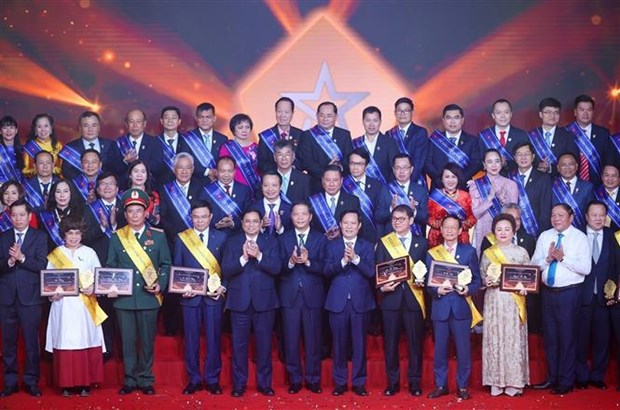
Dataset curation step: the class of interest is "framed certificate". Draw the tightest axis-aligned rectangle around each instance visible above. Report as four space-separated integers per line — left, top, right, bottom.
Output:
41 269 79 297
500 264 540 294
427 260 469 288
169 266 208 296
94 268 133 295
375 256 411 288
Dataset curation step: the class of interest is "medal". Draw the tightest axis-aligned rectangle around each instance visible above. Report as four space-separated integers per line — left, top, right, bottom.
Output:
208 274 221 294
143 267 158 287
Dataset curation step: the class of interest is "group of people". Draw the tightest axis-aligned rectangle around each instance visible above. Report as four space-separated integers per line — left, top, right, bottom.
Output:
0 93 619 401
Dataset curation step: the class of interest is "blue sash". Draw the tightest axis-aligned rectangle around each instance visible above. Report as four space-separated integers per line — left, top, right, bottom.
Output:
39 211 64 246
23 140 43 159
0 211 13 232
594 185 620 228
24 181 44 209
72 174 93 202
429 189 467 221
58 144 82 172
342 176 375 228
308 193 338 232
428 130 469 169
388 182 422 236
352 136 387 184
225 141 260 193
202 183 242 219
158 135 176 171
183 130 216 169
258 128 279 154
387 126 408 155
164 182 192 229
280 191 292 205
566 122 601 180
551 178 585 228
309 125 342 161
473 176 502 219
479 128 513 160
0 145 21 183
88 199 113 238
527 128 557 165
116 135 134 157
508 170 539 236
611 133 620 155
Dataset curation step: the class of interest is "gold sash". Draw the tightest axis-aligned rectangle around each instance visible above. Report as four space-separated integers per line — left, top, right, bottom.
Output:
380 232 425 318
615 230 620 247
117 226 163 305
428 245 483 328
47 247 108 326
483 245 526 325
178 229 221 276
485 232 497 246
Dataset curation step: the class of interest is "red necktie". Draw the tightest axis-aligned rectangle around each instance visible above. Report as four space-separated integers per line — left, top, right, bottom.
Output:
578 128 589 181
499 130 506 147
280 132 287 139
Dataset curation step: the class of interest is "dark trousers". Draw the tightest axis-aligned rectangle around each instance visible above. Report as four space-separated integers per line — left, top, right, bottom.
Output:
576 298 610 383
116 308 158 388
0 302 41 387
526 292 543 334
329 301 369 387
432 312 471 389
182 300 223 385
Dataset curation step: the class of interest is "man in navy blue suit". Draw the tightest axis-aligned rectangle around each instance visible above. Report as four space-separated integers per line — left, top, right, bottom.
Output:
258 97 303 174
70 149 101 205
426 104 482 189
576 201 615 390
376 205 428 397
0 200 47 398
386 97 429 183
599 165 620 232
324 210 375 397
273 140 311 204
552 153 594 230
426 215 482 400
222 209 281 397
249 172 292 236
174 201 227 396
24 150 58 212
279 201 327 394
389 154 429 236
156 106 189 186
353 106 398 183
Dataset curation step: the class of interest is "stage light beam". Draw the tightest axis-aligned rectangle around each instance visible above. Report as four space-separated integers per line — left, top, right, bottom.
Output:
264 0 302 34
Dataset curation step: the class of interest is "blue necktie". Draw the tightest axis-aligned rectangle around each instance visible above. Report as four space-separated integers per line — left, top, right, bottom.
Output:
16 232 23 246
547 233 564 286
329 197 336 215
268 203 276 234
544 131 551 146
449 137 457 145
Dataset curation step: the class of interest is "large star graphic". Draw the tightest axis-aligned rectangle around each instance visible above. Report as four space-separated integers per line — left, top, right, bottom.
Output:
283 62 369 130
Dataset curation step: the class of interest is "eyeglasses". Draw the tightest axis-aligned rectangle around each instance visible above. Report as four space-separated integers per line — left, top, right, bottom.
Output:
391 216 408 223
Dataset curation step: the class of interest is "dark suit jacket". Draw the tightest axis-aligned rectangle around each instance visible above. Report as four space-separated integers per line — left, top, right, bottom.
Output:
551 178 594 228
355 176 391 243
479 126 529 174
530 126 579 177
257 125 303 174
0 228 48 306
324 237 376 313
403 122 430 183
310 190 360 234
606 132 620 168
200 181 251 236
426 130 482 189
180 128 228 184
221 233 281 312
61 137 114 180
581 227 615 305
159 179 203 243
426 244 482 321
278 229 327 309
566 124 610 186
248 199 292 235
24 176 59 212
83 198 127 264
173 228 227 307
376 235 428 311
355 132 399 183
155 134 191 186
107 134 166 188
605 188 620 232
522 168 553 233
280 168 311 204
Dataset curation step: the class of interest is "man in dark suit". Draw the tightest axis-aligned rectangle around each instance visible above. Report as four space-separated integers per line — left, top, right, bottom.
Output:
529 98 579 177
106 188 171 396
324 210 375 397
173 201 227 395
107 109 165 188
279 201 327 394
222 209 281 397
70 149 101 205
599 165 620 232
60 111 113 180
273 139 311 204
258 97 303 174
376 205 428 397
157 106 190 186
552 153 595 230
479 99 529 174
0 200 47 398
386 97 428 183
249 172 292 236
298 101 353 193
389 154 429 236
576 201 615 390
426 104 482 189
426 215 482 401
355 105 398 183
24 150 58 212
180 102 228 184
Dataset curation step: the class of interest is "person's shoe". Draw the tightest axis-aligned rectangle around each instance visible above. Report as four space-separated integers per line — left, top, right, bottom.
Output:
140 385 155 395
61 388 72 397
409 386 422 396
532 381 554 390
575 381 588 390
118 385 136 395
231 386 246 397
305 383 322 394
427 386 449 399
25 385 42 397
288 383 302 394
206 383 222 395
332 385 347 396
551 385 573 395
0 385 19 397
383 385 400 396
457 388 471 400
78 387 90 397
589 380 607 389
183 383 203 395
258 386 275 396
352 385 368 396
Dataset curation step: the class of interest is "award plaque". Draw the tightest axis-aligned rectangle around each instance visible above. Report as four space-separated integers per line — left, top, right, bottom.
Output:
604 279 617 301
375 256 411 288
412 260 427 284
207 274 222 294
168 266 208 296
94 268 133 295
143 266 158 287
486 263 502 284
427 261 469 289
499 264 540 294
41 269 79 297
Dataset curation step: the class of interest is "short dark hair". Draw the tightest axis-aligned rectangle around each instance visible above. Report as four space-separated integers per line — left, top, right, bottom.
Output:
262 171 282 186
492 213 516 233
553 203 574 216
78 111 101 124
229 113 253 134
362 105 382 119
80 148 101 161
322 164 343 178
392 153 412 167
0 115 18 128
539 97 561 112
586 199 607 214
190 200 213 214
59 214 87 237
9 198 32 213
291 200 313 215
394 97 414 110
440 163 463 187
275 97 295 111
392 204 414 218
339 209 360 223
512 141 535 156
574 94 595 109
558 152 578 164
160 105 181 118
273 139 295 152
196 102 215 115
317 101 338 114
442 104 464 117
217 155 236 168
349 148 370 165
483 148 502 161
441 214 462 228
96 171 117 187
491 98 512 112
242 208 263 220
34 150 54 163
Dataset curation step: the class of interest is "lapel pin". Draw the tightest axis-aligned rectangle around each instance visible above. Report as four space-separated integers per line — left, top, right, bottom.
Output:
377 146 381 151
290 180 294 186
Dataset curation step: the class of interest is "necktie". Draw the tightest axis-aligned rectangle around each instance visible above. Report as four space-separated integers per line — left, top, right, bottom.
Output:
181 184 188 197
547 233 564 286
447 245 454 254
268 203 276 234
579 152 589 181
544 131 552 146
329 197 336 215
512 235 517 245
199 233 205 243
592 232 600 264
399 236 407 248
42 183 50 196
167 139 175 150
16 232 23 246
105 204 113 212
298 233 305 248
346 241 354 249
89 142 95 150
499 130 507 147
280 132 288 139
281 175 289 195
131 140 137 149
399 129 406 139
519 174 526 186
566 180 572 194
357 180 364 189
204 134 210 149
224 185 231 196
449 137 457 145
88 181 94 192
135 232 140 240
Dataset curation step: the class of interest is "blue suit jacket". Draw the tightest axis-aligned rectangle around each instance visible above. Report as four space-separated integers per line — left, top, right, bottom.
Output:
61 137 114 180
221 233 281 312
200 181 251 236
581 227 615 305
530 126 579 177
154 134 192 187
551 178 594 229
356 177 392 243
324 237 376 314
403 122 430 183
353 133 399 183
478 125 529 174
310 190 360 234
280 168 311 204
523 169 553 233
173 228 227 307
107 134 166 188
567 123 609 186
24 176 59 212
426 244 482 321
426 130 482 189
248 199 292 235
257 125 303 174
278 229 327 309
160 179 203 243
179 128 228 184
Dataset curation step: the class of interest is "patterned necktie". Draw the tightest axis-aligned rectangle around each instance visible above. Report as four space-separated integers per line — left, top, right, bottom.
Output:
224 185 231 196
280 132 287 139
16 232 23 246
566 180 572 194
399 128 406 140
547 233 564 286
499 130 507 147
449 137 457 145
268 203 276 234
519 174 526 187
131 140 137 149
329 196 336 215
167 139 175 151
298 233 305 248
544 131 552 146
42 183 50 196
578 130 589 181
89 142 95 150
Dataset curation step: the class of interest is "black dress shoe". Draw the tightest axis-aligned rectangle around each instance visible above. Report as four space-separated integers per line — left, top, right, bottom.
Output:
61 388 72 397
231 386 246 397
140 385 155 395
409 386 422 396
383 385 400 396
352 385 368 396
332 385 347 396
258 386 275 396
206 383 222 395
457 388 471 400
575 381 588 390
183 383 203 395
118 385 136 395
589 380 607 389
305 383 322 394
0 385 19 397
78 387 90 397
427 386 449 399
288 383 302 394
532 381 554 390
25 385 42 397
551 385 573 395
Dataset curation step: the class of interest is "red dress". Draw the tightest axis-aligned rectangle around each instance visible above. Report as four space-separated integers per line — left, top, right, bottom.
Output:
427 189 476 248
